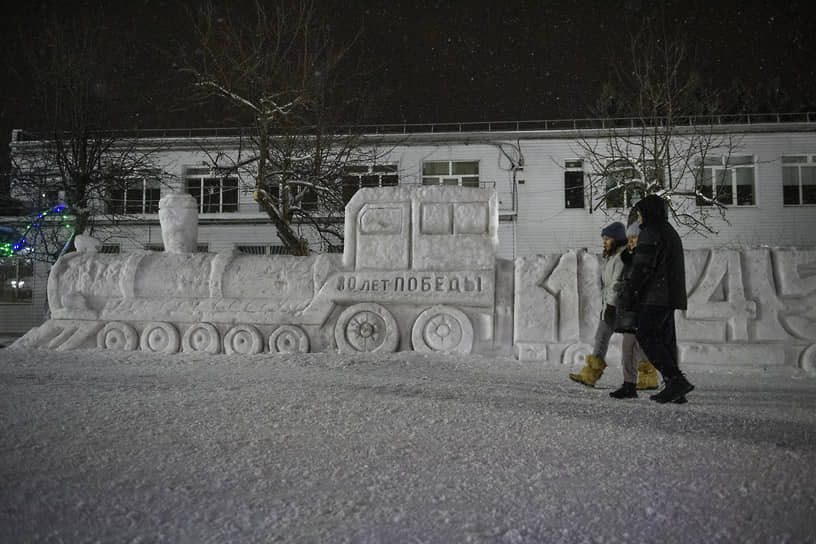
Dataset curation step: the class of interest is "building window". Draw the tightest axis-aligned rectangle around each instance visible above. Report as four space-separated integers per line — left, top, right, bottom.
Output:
564 160 584 209
601 159 665 209
255 180 321 212
696 155 756 206
782 155 816 205
235 244 291 255
300 186 319 211
40 189 64 210
145 243 208 252
641 160 666 190
185 167 239 213
342 164 399 203
0 258 33 303
255 182 277 213
109 175 161 215
604 159 644 209
422 161 479 187
100 244 121 254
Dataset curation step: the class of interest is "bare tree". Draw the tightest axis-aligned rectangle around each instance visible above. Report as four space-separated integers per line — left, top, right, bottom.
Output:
8 11 170 261
576 27 742 235
178 0 385 255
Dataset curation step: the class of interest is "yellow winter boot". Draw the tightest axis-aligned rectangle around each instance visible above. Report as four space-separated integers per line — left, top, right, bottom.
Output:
636 361 659 390
569 355 607 387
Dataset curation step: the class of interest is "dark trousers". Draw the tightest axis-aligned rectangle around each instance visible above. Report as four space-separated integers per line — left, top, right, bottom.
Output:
635 305 681 379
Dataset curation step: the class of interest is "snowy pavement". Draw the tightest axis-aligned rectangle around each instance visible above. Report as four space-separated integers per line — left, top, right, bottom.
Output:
1 347 814 543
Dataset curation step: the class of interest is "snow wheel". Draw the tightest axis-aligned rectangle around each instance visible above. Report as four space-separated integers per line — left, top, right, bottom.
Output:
182 322 221 354
269 325 310 354
561 342 594 365
224 324 264 354
334 303 399 354
96 322 138 351
800 343 816 376
411 305 474 354
140 322 181 354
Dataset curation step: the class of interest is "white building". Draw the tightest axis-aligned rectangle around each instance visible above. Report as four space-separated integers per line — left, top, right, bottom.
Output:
3 115 816 336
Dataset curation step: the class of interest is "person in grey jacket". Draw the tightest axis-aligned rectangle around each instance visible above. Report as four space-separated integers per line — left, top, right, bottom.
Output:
619 194 694 403
569 221 627 387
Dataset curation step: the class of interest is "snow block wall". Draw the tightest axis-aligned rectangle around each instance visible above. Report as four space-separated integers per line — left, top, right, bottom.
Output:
513 247 816 374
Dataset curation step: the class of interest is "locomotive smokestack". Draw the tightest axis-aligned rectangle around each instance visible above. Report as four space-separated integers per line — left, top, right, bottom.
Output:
158 193 199 253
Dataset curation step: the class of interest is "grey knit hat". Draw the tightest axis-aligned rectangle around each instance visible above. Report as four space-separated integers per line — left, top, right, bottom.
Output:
626 221 641 237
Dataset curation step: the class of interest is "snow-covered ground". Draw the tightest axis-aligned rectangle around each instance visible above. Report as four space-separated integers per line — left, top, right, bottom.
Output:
1 347 814 543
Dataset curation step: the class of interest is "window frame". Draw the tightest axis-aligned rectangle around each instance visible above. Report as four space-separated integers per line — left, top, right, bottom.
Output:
255 179 322 213
421 160 480 188
696 155 756 207
604 159 645 209
235 244 291 255
109 174 162 215
184 167 239 214
0 257 34 304
564 159 585 209
99 244 121 254
145 243 209 252
341 164 399 204
782 155 816 206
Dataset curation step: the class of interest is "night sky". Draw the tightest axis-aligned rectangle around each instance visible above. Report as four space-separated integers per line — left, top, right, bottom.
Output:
345 0 816 122
1 0 815 167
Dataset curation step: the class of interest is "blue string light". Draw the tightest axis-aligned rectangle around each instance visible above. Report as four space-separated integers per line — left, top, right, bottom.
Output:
4 205 74 257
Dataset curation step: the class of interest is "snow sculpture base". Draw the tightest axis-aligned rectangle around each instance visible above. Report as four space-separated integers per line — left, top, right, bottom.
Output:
511 247 816 375
12 185 816 374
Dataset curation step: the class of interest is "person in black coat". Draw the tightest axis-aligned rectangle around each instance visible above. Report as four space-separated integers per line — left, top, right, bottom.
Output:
619 194 694 403
608 220 666 399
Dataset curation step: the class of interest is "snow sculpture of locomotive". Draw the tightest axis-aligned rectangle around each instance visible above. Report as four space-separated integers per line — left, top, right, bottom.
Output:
23 185 500 355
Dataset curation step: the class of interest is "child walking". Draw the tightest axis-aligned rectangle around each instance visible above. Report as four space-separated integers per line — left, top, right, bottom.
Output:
569 221 627 387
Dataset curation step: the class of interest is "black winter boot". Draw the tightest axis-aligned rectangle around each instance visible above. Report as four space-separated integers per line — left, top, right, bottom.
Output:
609 382 638 399
650 374 694 404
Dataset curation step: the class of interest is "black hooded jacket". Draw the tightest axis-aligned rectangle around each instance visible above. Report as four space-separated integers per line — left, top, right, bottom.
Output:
621 194 687 310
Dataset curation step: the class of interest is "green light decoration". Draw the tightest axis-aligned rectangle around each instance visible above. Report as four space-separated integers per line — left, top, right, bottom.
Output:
5 204 76 262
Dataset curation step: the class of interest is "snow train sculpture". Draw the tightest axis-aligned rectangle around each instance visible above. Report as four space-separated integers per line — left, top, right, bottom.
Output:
28 186 503 355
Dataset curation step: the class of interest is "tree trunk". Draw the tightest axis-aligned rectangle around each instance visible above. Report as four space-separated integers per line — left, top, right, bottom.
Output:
255 191 310 256
256 117 310 256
